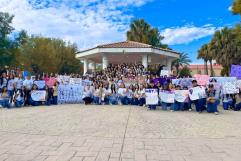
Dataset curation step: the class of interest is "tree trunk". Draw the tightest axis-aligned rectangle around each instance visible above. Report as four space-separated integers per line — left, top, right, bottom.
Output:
204 60 208 75
209 60 214 77
175 65 179 76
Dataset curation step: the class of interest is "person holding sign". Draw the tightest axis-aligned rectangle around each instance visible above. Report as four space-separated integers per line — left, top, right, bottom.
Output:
160 84 175 111
174 85 188 111
29 84 40 106
189 80 204 113
206 84 219 115
147 81 158 110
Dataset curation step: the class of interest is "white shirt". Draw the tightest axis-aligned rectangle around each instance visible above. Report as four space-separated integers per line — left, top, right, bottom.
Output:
15 78 23 89
7 79 15 91
23 79 33 90
1 78 7 88
118 88 126 96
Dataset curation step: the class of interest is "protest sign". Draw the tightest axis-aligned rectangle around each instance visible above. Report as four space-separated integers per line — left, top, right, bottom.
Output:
34 80 46 89
57 76 71 85
160 90 175 103
31 90 46 101
82 79 92 86
160 70 170 76
194 74 209 86
189 87 201 101
69 78 82 85
222 81 239 94
145 89 159 105
237 80 241 89
46 78 56 88
230 65 241 79
174 90 189 102
58 85 84 104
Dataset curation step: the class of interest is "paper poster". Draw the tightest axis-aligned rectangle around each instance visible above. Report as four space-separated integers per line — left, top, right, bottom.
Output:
34 80 46 89
145 89 159 105
237 80 241 89
222 82 239 94
160 90 175 103
57 76 71 85
230 65 241 79
174 90 189 102
194 74 209 86
82 79 92 86
69 78 82 85
58 85 84 104
31 90 46 101
160 70 170 76
189 87 201 101
46 78 56 88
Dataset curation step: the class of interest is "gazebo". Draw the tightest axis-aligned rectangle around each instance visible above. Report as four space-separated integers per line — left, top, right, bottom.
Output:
75 41 180 74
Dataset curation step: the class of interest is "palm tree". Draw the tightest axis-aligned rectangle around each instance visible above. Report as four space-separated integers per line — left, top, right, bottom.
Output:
172 53 191 75
232 0 241 16
197 44 209 75
127 19 167 48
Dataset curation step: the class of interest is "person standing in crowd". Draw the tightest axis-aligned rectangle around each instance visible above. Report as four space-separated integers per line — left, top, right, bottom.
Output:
93 84 102 105
7 74 15 104
23 75 33 106
0 86 10 108
126 85 134 105
0 72 8 90
14 73 24 91
52 82 59 105
206 84 220 115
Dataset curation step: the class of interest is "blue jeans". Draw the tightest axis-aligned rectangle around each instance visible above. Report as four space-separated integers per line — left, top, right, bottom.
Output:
109 96 118 105
174 101 184 111
126 98 133 105
8 90 14 102
29 98 40 106
0 99 10 108
161 102 174 110
118 96 128 105
235 102 241 111
148 105 156 110
93 96 101 105
223 101 233 110
52 96 58 105
193 99 205 112
207 100 220 113
15 100 24 107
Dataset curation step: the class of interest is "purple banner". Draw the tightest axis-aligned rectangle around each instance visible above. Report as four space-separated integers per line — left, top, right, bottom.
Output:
152 76 176 85
230 65 241 79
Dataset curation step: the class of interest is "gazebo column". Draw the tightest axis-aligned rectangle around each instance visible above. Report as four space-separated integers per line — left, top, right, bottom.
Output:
83 59 89 74
142 54 148 69
166 58 173 70
102 55 109 70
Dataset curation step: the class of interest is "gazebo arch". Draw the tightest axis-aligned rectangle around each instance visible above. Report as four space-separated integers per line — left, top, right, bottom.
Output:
75 41 180 74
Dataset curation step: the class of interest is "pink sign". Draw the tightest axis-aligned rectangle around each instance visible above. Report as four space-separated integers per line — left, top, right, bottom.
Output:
46 78 56 88
194 74 209 86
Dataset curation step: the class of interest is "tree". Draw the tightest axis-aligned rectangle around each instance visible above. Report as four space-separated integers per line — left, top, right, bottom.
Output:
211 25 241 72
197 44 209 75
171 53 191 75
19 36 81 74
179 66 192 78
127 19 167 48
0 12 15 67
232 0 241 16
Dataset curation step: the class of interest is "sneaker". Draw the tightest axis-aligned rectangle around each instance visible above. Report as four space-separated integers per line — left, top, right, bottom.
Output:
189 109 192 112
171 110 174 112
214 112 219 115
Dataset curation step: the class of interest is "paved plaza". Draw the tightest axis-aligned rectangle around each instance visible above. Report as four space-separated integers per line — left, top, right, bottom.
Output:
0 105 241 161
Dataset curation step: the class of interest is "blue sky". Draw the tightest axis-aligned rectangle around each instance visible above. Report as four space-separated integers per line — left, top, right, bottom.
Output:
0 0 239 63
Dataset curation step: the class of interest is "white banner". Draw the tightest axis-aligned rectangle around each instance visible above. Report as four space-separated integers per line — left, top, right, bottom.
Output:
69 78 82 85
145 89 159 105
160 90 175 103
31 90 46 101
58 85 84 104
189 87 202 101
174 90 189 102
34 80 46 89
222 82 239 94
160 70 170 76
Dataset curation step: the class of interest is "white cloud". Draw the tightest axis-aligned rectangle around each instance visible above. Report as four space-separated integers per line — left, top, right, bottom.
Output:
161 25 220 45
0 0 152 50
228 6 232 11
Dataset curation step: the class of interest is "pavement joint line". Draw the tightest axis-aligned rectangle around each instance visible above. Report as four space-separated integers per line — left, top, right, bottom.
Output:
118 106 132 161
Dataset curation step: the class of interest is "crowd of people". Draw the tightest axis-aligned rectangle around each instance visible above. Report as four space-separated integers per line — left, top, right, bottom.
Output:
0 64 241 115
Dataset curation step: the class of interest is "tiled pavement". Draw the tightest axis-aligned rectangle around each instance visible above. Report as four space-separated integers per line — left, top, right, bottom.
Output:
0 105 241 161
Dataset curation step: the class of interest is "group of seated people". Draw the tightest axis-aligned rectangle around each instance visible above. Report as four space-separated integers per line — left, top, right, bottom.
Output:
1 64 241 115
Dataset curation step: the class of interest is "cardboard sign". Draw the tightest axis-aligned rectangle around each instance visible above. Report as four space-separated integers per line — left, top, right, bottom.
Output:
34 80 46 89
189 87 202 101
174 90 189 102
230 65 241 79
222 82 239 94
31 90 46 101
160 90 175 103
58 85 84 104
194 74 209 86
145 89 159 105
